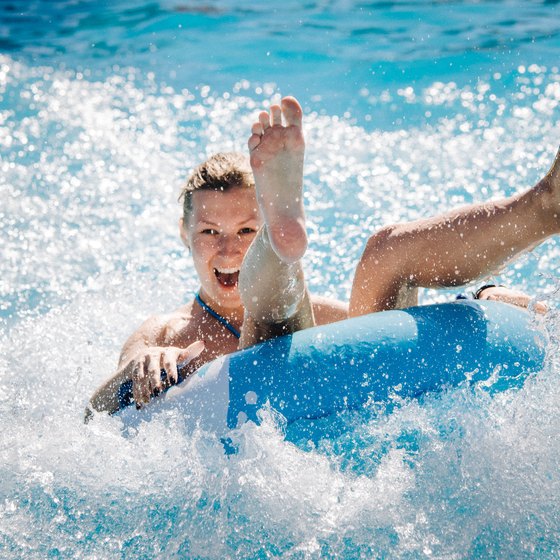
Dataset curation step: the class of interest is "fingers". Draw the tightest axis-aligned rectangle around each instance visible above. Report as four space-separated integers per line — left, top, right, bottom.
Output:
131 351 169 408
177 340 206 370
146 354 163 395
161 341 205 387
132 359 151 408
131 342 206 408
131 362 142 406
162 353 178 386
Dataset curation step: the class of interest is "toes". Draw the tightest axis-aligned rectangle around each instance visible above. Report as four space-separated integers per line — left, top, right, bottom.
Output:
282 96 303 127
270 104 282 126
251 121 263 135
249 121 263 151
259 111 270 129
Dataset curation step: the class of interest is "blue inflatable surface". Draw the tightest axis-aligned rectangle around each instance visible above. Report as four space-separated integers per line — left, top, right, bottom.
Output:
118 301 545 435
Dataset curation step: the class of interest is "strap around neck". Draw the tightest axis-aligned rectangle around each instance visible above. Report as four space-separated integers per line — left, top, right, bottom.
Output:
195 292 241 339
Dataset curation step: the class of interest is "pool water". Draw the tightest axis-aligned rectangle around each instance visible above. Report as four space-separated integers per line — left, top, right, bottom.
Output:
1 1 560 558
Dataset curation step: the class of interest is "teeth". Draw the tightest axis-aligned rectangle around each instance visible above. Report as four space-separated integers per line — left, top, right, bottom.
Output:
214 267 239 274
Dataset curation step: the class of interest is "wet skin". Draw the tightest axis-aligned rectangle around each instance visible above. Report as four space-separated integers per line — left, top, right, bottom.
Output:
180 187 262 324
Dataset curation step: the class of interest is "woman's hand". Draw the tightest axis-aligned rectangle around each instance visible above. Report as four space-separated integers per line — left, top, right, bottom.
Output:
130 340 205 407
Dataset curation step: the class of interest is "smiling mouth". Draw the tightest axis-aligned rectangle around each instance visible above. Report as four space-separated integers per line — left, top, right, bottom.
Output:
214 267 240 287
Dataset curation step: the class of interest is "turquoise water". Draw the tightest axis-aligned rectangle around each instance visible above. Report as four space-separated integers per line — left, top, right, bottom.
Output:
1 1 560 558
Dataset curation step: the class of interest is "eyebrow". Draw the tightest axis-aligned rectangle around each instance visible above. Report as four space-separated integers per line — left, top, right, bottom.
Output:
197 218 258 227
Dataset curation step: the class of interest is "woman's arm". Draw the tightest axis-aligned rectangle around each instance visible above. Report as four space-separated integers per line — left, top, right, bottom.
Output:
85 315 204 420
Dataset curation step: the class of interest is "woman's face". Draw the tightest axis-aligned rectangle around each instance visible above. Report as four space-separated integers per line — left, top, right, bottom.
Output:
180 186 262 313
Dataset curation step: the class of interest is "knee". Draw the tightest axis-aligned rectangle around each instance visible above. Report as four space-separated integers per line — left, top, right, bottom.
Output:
361 224 400 265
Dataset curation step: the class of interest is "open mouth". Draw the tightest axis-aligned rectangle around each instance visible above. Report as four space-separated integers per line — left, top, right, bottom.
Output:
214 267 240 288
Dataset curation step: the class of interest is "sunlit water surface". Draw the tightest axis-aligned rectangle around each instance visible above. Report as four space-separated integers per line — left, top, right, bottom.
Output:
1 1 560 558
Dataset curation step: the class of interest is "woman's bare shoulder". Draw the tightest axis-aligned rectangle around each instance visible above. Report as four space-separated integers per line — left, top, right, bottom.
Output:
156 301 199 344
123 301 197 347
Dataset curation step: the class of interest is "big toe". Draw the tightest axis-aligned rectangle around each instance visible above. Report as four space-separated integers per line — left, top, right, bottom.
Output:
282 96 303 128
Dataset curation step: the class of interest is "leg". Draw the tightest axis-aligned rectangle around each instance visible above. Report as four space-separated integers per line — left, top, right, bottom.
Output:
350 146 560 316
239 97 314 348
239 226 314 347
249 97 307 263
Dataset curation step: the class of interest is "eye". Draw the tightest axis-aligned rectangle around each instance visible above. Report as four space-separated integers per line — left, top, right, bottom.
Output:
238 227 256 235
201 228 219 235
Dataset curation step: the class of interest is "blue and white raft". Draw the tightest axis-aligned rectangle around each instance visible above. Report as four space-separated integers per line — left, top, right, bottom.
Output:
118 301 545 434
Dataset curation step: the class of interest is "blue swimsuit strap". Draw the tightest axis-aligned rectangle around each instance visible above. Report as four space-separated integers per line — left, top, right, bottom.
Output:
195 292 241 339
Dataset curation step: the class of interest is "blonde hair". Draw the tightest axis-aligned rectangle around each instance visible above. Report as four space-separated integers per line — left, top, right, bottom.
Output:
179 152 255 220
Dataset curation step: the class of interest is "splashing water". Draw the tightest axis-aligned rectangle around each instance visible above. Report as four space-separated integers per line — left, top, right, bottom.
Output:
2 1 560 557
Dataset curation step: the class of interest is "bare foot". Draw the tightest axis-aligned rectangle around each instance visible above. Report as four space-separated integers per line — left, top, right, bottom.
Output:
248 96 307 263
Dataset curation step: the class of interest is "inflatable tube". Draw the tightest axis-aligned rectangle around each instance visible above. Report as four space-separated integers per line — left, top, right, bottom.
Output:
118 301 545 435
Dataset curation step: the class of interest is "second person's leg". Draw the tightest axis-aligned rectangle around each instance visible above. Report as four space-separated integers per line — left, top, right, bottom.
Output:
350 146 560 315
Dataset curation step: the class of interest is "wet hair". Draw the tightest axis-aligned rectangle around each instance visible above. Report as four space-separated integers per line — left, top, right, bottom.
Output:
179 152 255 221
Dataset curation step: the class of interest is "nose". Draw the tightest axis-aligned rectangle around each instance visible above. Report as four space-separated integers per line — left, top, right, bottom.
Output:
217 233 241 256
